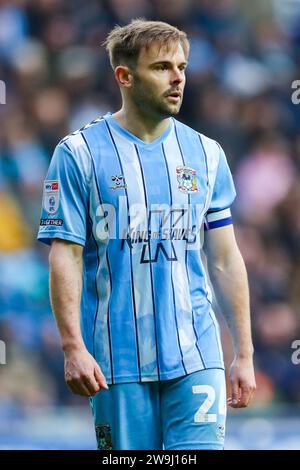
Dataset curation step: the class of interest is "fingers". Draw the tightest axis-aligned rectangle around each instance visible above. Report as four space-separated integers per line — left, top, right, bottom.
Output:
66 376 95 397
228 382 256 408
229 378 240 408
228 358 256 409
83 375 101 395
64 350 109 396
239 384 254 407
66 371 105 397
94 366 109 391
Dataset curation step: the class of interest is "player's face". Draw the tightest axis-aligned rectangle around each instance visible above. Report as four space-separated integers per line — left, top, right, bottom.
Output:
131 41 187 119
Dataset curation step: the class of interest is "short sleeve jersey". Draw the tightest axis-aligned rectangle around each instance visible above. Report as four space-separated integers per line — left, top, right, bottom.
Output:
38 113 236 384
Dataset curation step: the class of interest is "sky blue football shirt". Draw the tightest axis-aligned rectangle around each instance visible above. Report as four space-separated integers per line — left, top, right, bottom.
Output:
37 112 236 384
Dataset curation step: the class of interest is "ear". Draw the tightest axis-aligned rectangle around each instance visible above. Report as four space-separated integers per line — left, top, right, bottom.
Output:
114 65 133 88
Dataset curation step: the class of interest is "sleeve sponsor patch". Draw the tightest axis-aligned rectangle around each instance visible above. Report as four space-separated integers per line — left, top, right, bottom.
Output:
43 180 60 214
40 219 63 226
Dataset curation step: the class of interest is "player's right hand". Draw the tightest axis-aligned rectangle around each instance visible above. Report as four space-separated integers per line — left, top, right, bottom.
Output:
63 345 109 397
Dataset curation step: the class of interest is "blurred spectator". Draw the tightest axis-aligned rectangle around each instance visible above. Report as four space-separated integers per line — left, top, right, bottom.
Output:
235 133 295 225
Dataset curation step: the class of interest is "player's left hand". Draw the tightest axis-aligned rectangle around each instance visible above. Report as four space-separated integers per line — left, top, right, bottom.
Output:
227 355 256 408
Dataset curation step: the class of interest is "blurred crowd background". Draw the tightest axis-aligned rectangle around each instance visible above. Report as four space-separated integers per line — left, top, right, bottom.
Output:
1 0 300 448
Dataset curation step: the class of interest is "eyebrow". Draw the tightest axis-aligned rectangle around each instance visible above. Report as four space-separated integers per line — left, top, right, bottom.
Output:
149 60 188 67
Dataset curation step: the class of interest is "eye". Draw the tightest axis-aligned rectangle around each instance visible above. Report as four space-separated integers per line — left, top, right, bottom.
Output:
118 175 123 180
156 64 168 71
111 176 116 181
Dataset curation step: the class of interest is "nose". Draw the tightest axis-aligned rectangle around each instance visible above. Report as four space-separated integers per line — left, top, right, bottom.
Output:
170 67 184 85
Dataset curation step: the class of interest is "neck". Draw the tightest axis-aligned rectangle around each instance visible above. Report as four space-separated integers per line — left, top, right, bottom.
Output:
112 103 171 143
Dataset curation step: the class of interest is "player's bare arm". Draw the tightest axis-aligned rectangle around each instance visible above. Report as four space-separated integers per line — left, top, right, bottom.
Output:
49 239 108 396
204 224 256 408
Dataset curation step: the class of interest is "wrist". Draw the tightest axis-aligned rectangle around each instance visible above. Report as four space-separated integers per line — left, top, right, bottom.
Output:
234 348 254 360
61 338 86 354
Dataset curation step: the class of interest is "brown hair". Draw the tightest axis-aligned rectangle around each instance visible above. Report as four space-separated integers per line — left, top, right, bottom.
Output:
104 19 189 69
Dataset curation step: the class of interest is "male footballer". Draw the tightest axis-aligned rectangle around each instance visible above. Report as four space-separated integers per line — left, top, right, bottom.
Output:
38 19 256 450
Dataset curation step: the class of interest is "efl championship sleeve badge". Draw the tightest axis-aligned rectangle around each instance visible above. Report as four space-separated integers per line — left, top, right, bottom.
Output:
43 180 60 214
176 166 198 193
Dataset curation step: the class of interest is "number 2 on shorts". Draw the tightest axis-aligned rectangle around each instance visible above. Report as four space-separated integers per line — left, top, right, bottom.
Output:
192 385 217 423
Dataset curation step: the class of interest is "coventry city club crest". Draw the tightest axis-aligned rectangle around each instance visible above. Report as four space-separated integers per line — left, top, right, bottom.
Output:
43 180 59 214
176 166 198 194
96 423 113 450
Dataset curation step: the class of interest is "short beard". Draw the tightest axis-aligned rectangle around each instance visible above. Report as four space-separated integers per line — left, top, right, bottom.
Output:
131 73 182 119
